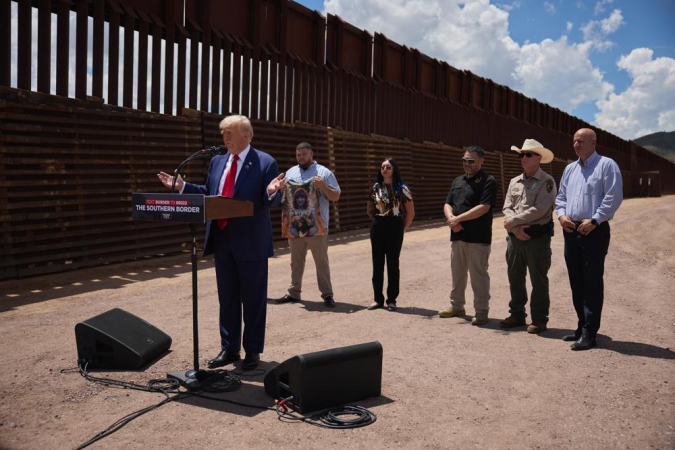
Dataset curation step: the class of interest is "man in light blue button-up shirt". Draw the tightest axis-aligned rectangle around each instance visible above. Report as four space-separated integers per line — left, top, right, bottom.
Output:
555 128 623 351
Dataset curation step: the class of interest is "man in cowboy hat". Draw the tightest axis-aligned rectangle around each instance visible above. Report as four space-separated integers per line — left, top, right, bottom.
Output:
499 139 557 334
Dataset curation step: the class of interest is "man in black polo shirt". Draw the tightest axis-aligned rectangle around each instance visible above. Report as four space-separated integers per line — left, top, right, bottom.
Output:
439 146 498 325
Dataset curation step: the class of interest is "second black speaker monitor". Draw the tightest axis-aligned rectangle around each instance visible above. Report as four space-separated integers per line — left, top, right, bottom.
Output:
75 308 172 370
264 341 382 413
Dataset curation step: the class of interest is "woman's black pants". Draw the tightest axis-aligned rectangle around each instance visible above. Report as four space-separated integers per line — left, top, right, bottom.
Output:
370 216 404 305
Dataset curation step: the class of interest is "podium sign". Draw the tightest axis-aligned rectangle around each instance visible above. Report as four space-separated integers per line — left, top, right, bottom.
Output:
133 193 205 223
133 193 253 224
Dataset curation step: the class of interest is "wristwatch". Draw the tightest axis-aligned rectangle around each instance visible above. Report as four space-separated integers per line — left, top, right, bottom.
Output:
591 219 598 226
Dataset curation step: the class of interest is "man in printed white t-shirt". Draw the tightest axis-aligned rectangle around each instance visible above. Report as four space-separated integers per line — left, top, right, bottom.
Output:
275 142 341 308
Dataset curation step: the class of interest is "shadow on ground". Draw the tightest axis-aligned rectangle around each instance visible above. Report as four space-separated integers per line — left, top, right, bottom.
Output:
1 221 446 313
537 329 675 360
0 253 213 312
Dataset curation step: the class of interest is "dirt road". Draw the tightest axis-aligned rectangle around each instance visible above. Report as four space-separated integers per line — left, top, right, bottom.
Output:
1 196 673 450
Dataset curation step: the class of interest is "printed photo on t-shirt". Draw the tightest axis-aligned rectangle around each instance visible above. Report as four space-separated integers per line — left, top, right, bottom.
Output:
282 180 325 238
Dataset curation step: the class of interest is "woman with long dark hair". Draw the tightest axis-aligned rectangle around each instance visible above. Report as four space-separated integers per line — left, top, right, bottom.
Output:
366 158 415 311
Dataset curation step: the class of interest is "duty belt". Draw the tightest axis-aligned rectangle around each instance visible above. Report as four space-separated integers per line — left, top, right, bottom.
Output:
526 221 554 237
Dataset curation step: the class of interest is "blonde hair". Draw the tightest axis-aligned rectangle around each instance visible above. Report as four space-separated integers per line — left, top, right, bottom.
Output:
219 115 254 140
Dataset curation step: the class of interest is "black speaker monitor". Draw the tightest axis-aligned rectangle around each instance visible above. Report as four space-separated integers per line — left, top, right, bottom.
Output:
264 341 382 413
75 308 172 370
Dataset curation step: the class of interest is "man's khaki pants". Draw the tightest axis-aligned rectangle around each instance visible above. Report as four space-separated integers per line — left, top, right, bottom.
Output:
287 233 333 300
449 240 491 315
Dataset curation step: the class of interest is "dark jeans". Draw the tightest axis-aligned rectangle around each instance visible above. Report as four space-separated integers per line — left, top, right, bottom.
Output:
563 222 611 338
370 216 404 305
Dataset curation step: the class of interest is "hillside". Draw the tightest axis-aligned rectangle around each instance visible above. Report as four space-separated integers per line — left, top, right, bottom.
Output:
634 131 675 163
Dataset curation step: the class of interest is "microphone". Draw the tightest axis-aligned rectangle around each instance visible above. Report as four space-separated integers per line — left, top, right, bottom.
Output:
202 145 226 155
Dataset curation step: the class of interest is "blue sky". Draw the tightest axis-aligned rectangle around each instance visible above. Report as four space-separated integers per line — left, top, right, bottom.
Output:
298 0 675 140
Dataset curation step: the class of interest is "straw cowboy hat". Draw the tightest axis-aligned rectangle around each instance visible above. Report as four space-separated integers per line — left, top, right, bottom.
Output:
510 139 554 164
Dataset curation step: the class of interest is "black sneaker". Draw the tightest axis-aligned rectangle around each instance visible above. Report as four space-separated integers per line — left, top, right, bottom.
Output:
323 296 336 308
276 294 300 304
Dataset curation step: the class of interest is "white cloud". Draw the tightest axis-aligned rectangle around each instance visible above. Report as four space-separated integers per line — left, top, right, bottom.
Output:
600 9 624 34
566 21 574 33
324 0 612 113
595 48 675 139
324 0 518 84
543 1 556 14
581 9 624 51
515 37 612 111
421 1 521 81
594 0 614 15
497 1 521 12
658 109 675 131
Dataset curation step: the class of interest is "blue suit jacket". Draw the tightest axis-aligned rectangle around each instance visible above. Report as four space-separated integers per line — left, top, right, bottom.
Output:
183 147 281 260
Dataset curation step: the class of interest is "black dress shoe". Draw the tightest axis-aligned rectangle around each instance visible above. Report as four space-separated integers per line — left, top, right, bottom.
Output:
242 352 260 370
570 334 597 351
324 296 336 308
208 350 240 368
562 332 582 342
276 294 300 304
386 301 397 312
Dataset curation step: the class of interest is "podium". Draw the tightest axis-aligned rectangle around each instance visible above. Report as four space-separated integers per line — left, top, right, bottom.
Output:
132 193 253 389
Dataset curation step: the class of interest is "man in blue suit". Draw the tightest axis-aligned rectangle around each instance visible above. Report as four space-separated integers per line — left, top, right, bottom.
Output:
158 115 285 370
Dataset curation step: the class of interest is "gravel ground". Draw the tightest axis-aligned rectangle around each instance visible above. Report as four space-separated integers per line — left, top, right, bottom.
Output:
0 196 673 450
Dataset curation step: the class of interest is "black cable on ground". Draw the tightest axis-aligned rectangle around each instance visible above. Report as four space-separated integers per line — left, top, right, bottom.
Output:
198 370 242 393
75 393 186 450
274 397 377 429
64 362 376 449
69 362 249 449
70 361 181 394
317 406 377 428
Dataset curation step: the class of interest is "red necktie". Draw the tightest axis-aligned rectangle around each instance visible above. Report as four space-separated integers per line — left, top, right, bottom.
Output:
217 155 239 229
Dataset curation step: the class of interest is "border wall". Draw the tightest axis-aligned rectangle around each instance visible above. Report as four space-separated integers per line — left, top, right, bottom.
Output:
1 0 673 279
0 88 662 280
1 1 673 185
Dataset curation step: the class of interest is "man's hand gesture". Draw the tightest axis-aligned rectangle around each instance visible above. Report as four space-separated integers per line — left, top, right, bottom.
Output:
157 172 184 191
267 173 286 196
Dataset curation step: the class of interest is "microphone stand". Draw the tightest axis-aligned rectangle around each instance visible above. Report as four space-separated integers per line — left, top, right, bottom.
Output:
167 146 225 390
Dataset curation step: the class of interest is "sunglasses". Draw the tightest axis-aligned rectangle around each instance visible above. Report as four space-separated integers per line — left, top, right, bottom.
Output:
381 165 392 170
462 158 476 164
519 152 538 159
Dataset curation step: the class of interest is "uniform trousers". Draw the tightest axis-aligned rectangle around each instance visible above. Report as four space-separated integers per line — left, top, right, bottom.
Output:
370 216 404 305
287 233 333 300
563 222 611 338
212 227 268 353
505 234 552 323
450 240 491 314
